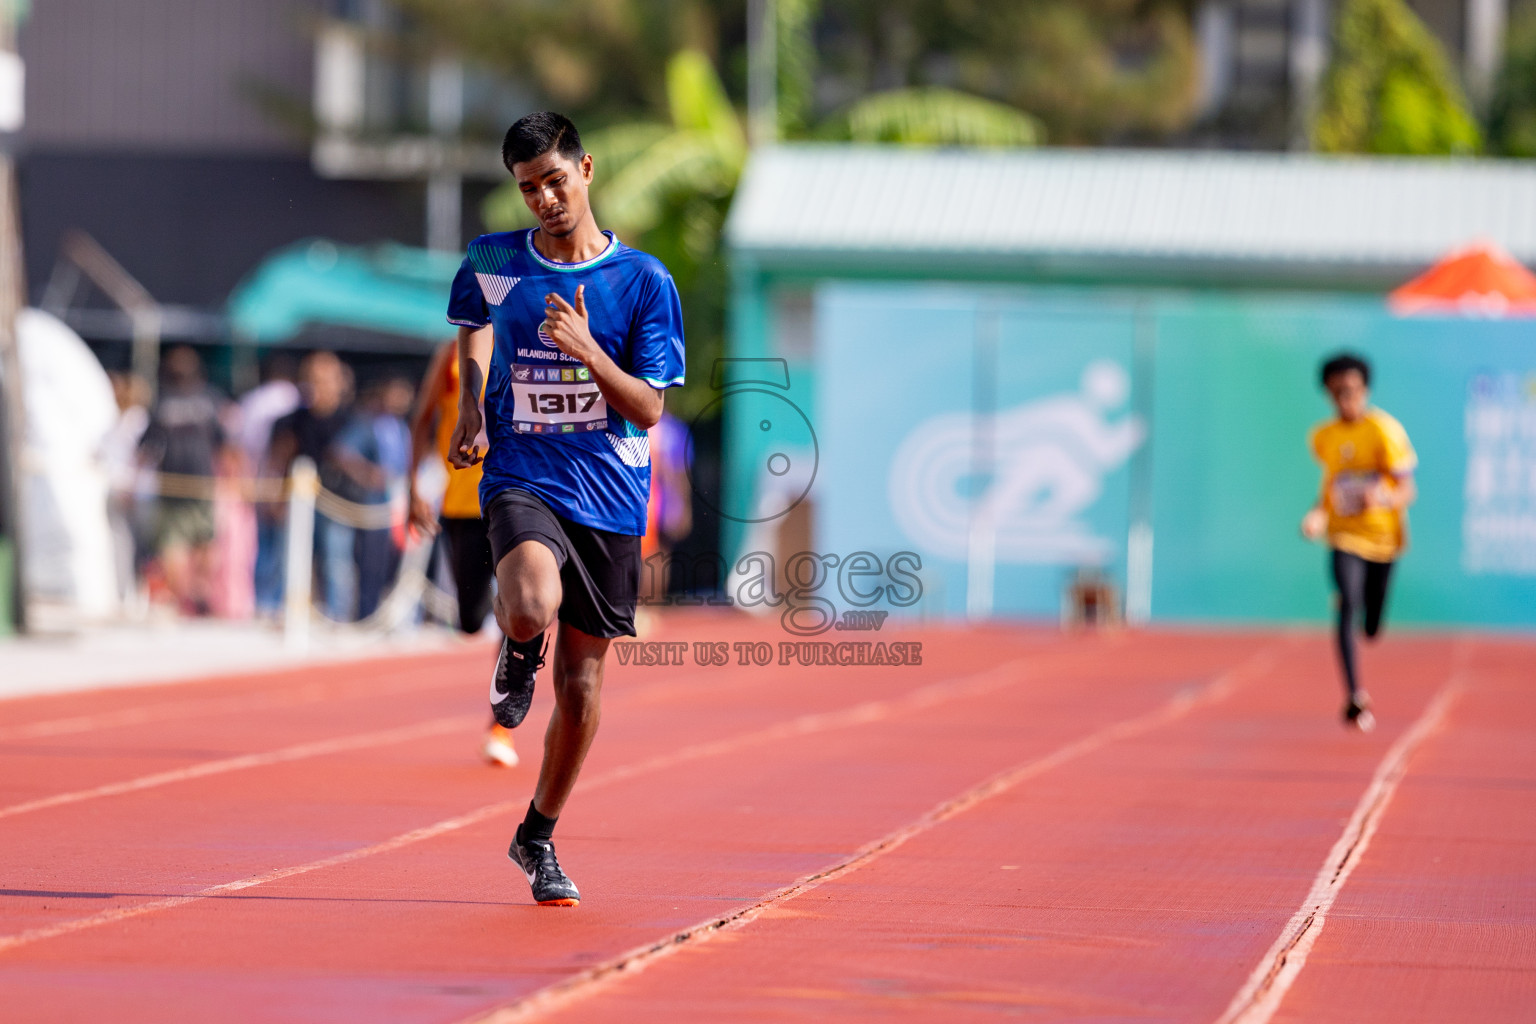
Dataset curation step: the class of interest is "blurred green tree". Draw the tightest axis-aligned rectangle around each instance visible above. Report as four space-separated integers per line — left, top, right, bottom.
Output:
395 0 720 123
813 0 1198 144
1488 3 1536 156
1313 0 1482 154
821 86 1041 144
401 1 1199 144
775 0 820 138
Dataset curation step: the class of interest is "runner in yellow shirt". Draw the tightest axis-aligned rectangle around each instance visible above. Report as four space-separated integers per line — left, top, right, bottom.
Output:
408 334 518 766
1301 353 1417 732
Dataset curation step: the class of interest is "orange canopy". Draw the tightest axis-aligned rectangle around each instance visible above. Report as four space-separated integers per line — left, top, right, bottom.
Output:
1389 242 1536 317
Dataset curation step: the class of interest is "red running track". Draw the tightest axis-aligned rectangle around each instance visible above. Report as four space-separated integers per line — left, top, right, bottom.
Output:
0 614 1530 1023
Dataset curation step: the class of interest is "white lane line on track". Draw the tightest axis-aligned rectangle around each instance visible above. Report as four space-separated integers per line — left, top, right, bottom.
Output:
0 671 471 743
0 628 1041 741
0 799 521 955
1212 674 1463 1024
457 644 1284 1024
0 652 1055 955
0 715 480 822
0 642 1060 817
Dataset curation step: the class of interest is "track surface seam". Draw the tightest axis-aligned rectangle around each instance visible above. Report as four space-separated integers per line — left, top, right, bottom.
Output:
1214 668 1465 1024
458 645 1282 1023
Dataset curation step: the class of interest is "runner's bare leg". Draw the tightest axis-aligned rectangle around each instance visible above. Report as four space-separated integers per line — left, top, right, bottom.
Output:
534 624 609 817
492 541 608 817
494 540 561 642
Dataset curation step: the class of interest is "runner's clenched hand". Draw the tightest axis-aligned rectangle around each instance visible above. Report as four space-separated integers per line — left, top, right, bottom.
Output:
449 403 484 468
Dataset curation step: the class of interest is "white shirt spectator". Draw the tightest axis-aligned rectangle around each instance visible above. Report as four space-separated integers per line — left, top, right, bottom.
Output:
238 377 301 474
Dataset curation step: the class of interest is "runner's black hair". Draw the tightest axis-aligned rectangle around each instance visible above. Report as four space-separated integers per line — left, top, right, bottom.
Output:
502 112 585 172
1320 352 1371 388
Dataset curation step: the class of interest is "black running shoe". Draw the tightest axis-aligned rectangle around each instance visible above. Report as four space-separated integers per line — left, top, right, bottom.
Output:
1344 692 1376 733
490 632 547 728
508 834 580 906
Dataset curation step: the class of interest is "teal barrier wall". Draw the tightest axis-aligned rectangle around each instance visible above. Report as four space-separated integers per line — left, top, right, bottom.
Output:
794 281 1536 626
815 285 1143 618
1151 294 1536 626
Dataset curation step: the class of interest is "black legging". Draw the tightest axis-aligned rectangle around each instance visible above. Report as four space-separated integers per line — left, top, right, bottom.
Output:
1330 549 1394 699
440 515 496 634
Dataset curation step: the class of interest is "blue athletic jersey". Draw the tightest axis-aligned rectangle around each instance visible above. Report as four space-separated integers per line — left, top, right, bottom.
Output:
446 229 685 535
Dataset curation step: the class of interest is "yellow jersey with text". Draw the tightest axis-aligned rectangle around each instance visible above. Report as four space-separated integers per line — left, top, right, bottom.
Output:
1309 409 1417 562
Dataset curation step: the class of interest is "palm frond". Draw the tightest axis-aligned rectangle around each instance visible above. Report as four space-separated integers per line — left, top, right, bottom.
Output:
596 129 736 236
582 121 674 179
590 49 748 238
833 86 1042 147
666 49 747 161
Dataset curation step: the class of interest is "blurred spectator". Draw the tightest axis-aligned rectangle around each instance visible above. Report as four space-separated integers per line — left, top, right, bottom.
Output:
238 354 301 469
640 411 693 606
651 412 693 548
101 371 152 607
407 338 517 767
407 339 493 633
239 354 301 617
212 398 256 620
16 308 121 619
269 351 353 619
331 376 414 620
137 346 227 616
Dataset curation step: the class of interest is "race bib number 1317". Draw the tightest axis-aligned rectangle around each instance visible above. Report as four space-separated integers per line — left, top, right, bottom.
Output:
509 363 608 435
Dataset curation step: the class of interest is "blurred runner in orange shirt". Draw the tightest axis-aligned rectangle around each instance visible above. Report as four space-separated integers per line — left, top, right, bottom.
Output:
408 334 517 767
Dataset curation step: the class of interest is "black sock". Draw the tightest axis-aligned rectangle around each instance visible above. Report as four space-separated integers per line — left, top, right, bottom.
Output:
517 801 558 845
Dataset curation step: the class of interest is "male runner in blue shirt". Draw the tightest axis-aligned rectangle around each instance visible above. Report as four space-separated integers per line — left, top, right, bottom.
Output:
446 112 685 906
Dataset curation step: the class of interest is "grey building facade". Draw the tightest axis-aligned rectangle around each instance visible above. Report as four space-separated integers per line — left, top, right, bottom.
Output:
17 0 441 345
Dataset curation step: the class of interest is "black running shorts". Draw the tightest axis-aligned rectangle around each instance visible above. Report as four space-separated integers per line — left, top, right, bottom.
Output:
484 487 640 639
